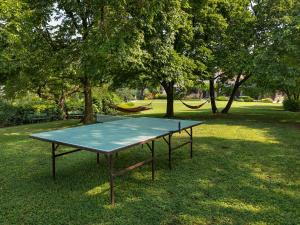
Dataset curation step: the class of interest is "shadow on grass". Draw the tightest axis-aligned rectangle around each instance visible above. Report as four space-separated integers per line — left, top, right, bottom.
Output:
139 102 300 125
1 108 300 224
1 132 299 225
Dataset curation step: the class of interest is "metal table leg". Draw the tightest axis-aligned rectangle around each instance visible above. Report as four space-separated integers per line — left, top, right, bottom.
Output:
190 127 193 158
151 140 155 180
97 153 100 164
108 154 114 205
168 134 172 169
52 143 57 179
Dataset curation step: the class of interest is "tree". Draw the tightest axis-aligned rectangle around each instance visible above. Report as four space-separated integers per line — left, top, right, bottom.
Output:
254 0 300 101
126 0 196 117
188 0 229 113
2 0 133 123
0 0 26 89
190 0 282 114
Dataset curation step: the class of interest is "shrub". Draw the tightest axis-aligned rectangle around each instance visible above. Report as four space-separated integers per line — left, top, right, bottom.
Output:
237 96 254 102
283 99 300 112
216 96 229 101
183 93 202 100
261 98 273 103
66 96 84 112
0 98 58 127
0 101 34 126
154 93 167 99
142 89 152 99
0 100 17 126
115 88 136 101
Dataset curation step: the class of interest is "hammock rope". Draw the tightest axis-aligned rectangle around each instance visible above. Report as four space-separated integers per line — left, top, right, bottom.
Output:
180 99 210 109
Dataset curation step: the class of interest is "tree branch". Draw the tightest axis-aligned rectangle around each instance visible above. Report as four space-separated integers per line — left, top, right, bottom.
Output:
37 86 54 101
65 10 80 31
65 86 81 97
213 72 226 80
35 26 57 51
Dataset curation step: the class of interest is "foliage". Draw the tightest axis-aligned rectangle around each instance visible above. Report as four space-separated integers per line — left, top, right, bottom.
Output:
1 0 140 123
261 98 273 103
216 96 229 101
239 82 268 100
143 89 154 100
283 99 300 112
123 0 197 116
217 84 233 97
115 88 136 102
253 0 300 102
65 95 84 112
190 0 259 113
0 100 18 126
154 93 167 99
1 0 299 119
92 85 125 115
236 96 254 102
0 98 58 126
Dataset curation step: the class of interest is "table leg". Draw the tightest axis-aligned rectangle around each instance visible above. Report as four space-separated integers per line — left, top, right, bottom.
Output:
52 143 56 179
190 127 193 159
168 134 172 170
97 153 100 164
108 154 114 205
151 140 155 180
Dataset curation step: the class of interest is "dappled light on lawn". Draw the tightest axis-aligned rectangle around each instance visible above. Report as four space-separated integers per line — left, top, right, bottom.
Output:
0 102 299 224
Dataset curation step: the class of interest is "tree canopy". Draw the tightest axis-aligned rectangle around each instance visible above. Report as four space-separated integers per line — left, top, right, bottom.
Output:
1 0 299 118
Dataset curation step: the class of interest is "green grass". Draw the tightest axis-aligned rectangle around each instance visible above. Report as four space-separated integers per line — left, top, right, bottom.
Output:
1 100 299 225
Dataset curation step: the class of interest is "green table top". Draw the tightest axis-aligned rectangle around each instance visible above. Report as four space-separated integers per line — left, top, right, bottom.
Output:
30 117 203 153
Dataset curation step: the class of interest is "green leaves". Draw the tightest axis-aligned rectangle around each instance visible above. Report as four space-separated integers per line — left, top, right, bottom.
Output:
1 0 299 116
254 0 300 100
132 0 196 84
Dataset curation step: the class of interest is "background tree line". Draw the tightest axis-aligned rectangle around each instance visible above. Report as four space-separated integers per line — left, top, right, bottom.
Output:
1 0 299 123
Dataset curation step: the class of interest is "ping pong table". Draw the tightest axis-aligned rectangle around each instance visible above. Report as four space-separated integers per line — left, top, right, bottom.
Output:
30 117 203 204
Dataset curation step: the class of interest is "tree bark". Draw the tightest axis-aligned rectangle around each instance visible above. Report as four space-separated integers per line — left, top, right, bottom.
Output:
221 76 240 114
82 77 94 124
55 97 67 120
162 81 174 117
209 78 218 113
222 74 251 114
138 85 146 100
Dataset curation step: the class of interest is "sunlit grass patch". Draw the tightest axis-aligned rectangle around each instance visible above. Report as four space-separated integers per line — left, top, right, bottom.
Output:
0 101 299 224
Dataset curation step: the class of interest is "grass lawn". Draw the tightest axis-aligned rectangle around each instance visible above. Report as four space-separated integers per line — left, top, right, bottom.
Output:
1 100 299 225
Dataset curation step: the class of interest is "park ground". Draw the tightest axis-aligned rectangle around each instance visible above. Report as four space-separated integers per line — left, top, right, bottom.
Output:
0 100 299 225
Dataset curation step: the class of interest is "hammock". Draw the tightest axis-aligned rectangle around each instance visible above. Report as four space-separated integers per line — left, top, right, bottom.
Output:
109 102 152 113
180 99 210 109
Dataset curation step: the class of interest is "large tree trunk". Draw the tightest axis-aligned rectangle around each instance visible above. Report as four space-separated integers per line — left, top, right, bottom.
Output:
222 74 251 114
56 96 67 120
221 80 240 114
138 85 146 100
162 81 174 117
82 77 94 124
209 78 218 113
